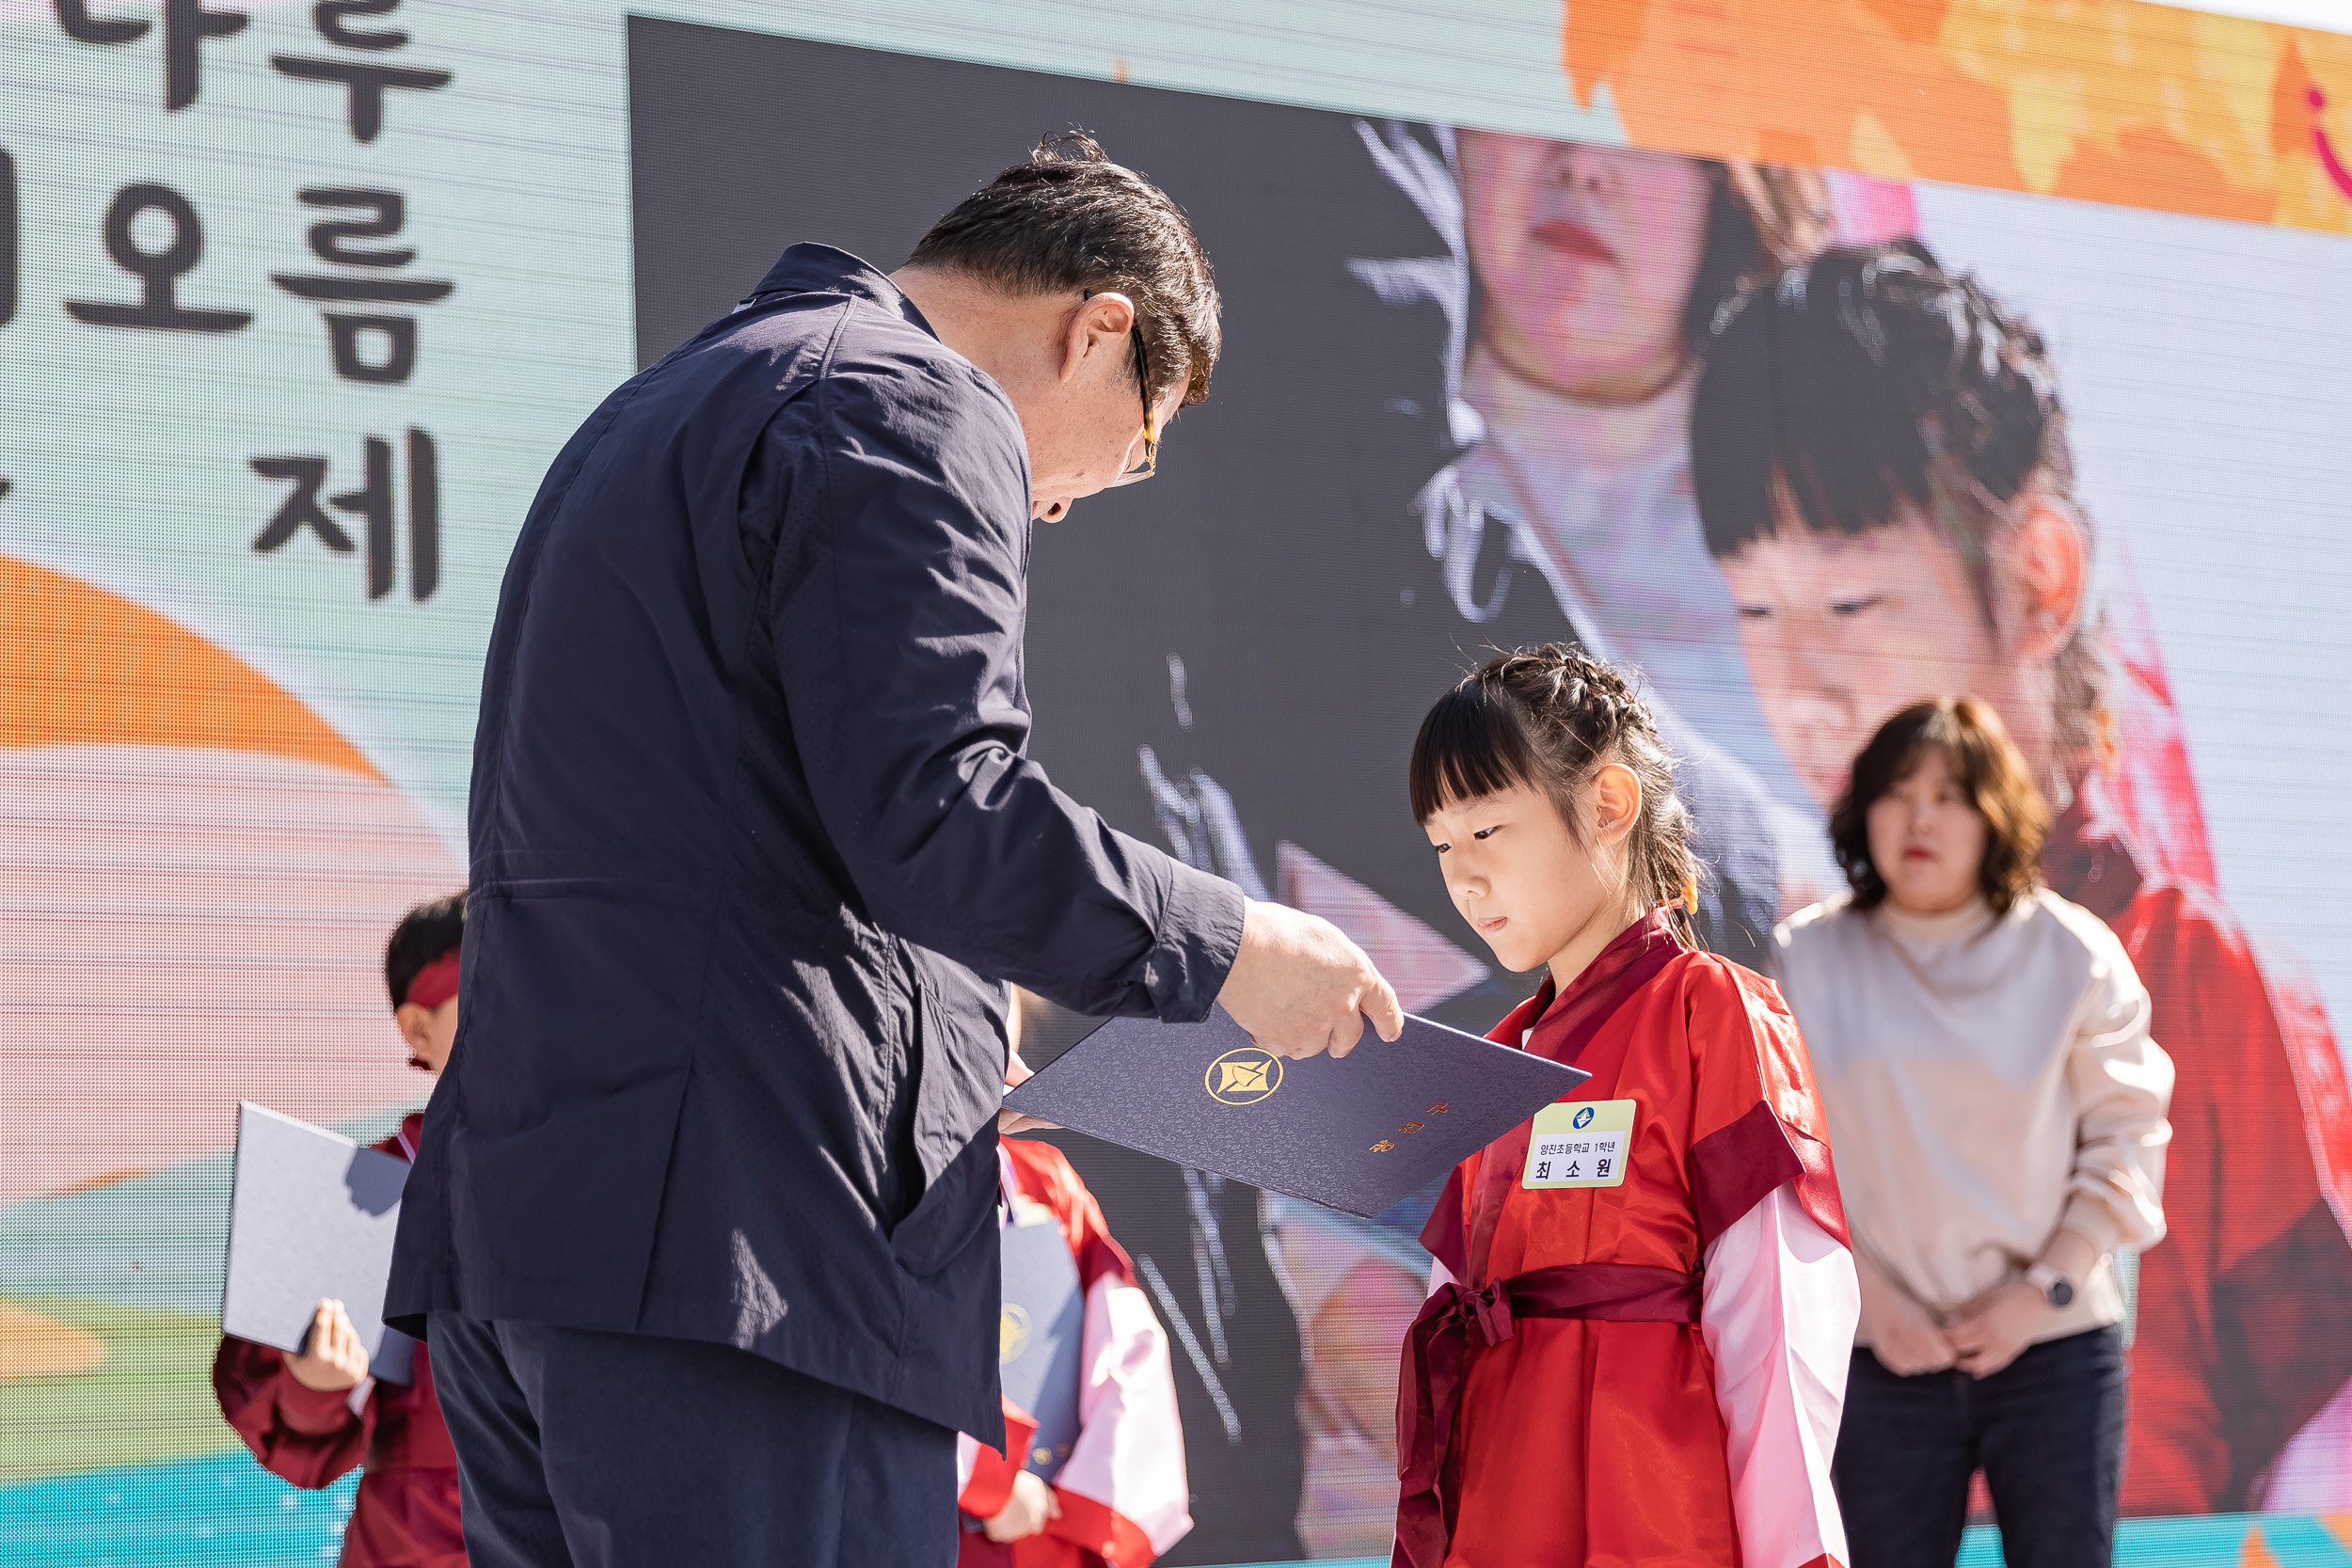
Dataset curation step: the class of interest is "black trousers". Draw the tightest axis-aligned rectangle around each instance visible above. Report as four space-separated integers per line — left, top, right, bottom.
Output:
1833 1324 2126 1568
428 1312 956 1568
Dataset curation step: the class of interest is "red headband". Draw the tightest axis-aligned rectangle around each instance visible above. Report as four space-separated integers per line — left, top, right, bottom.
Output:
404 950 461 1011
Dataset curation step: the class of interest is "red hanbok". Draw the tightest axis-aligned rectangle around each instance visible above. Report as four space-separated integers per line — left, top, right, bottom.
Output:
957 1138 1191 1568
1396 911 1856 1568
2046 795 2352 1512
212 1112 465 1568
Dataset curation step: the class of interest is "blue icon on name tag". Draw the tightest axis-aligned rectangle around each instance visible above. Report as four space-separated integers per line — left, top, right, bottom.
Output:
1573 1106 1595 1129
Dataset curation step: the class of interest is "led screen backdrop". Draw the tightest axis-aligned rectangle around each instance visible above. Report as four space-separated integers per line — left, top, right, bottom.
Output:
8 2 2352 1564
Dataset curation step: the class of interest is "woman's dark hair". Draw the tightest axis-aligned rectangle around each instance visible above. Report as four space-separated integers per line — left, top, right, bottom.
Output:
1677 161 1833 357
1409 644 1705 946
1831 698 2049 914
907 130 1219 409
1691 241 2105 768
385 892 465 1008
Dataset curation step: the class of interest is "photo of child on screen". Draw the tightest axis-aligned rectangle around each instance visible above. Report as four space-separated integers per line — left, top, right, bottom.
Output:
1690 241 2352 1513
1353 127 1923 880
1411 133 1829 789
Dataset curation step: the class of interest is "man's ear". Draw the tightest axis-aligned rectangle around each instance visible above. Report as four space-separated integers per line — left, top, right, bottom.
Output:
1587 762 1643 848
1057 291 1136 385
2007 494 2087 662
394 1002 433 1056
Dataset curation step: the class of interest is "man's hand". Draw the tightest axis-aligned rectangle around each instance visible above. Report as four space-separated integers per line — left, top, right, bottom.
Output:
1216 899 1405 1061
284 1298 370 1392
1946 1279 2049 1380
997 1049 1057 1136
982 1469 1060 1543
1856 1253 1956 1377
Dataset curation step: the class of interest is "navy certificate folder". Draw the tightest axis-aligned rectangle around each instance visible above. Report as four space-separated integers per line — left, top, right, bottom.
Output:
221 1102 417 1385
1003 1009 1589 1218
998 1218 1085 1481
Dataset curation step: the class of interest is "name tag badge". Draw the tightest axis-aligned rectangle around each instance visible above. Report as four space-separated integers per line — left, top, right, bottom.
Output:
1522 1099 1635 1190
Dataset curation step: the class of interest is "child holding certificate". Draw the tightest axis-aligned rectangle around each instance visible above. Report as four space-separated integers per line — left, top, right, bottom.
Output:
1394 647 1855 1568
955 995 1192 1568
212 895 467 1568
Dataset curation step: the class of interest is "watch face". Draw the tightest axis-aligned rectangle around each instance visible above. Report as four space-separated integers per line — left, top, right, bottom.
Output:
2049 1279 2075 1308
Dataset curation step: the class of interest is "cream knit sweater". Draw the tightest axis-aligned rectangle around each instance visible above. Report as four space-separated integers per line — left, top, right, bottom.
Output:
1769 888 2174 1343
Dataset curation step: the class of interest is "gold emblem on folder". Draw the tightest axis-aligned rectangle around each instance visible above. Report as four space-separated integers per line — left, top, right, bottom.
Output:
999 1303 1032 1363
1204 1047 1283 1105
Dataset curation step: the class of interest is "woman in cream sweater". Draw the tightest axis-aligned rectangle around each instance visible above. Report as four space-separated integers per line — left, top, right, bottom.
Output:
1770 697 2172 1567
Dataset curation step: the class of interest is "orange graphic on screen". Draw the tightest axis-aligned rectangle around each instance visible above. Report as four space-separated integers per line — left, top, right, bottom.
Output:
0 555 461 1202
1 556 379 775
1564 0 2352 233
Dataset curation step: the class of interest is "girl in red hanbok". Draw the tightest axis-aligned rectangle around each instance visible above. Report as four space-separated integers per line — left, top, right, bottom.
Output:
212 895 468 1568
1395 646 1857 1568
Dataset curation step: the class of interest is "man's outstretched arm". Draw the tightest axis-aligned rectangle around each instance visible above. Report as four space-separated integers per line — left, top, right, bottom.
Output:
765 354 1397 1056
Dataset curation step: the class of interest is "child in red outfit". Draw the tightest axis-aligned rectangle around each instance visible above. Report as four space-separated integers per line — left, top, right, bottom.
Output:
1397 647 1856 1568
958 998 1191 1568
213 894 469 1568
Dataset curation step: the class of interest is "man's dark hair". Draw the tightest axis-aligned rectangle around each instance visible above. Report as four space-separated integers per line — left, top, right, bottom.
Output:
385 892 465 1008
907 131 1219 408
1831 697 2049 915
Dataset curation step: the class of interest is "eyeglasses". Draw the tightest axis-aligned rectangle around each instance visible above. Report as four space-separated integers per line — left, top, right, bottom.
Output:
1084 290 1159 488
1109 327 1157 487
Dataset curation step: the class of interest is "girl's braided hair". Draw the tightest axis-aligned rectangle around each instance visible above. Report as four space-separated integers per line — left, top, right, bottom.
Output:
1409 644 1705 948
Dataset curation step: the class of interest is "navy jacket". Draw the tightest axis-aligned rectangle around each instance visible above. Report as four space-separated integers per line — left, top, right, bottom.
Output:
385 245 1247 1443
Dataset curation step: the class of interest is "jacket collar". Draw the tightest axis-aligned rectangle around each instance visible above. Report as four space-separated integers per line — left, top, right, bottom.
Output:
1486 908 1680 1065
742 244 935 338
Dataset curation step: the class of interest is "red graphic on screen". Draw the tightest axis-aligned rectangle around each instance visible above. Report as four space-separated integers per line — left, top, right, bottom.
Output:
2312 87 2352 201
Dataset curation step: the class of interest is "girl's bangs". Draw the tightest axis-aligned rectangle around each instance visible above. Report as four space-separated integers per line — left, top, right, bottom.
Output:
1408 681 1540 822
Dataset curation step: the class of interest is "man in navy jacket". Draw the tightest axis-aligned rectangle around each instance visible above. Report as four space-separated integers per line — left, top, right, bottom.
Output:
385 135 1401 1566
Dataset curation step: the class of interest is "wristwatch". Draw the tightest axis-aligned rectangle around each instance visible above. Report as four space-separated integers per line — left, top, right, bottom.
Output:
2025 1262 2075 1309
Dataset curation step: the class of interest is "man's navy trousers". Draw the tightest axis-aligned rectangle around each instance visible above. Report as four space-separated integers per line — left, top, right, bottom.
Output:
429 1311 955 1567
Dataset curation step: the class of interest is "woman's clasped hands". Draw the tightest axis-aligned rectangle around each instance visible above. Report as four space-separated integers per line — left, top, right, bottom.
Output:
1855 1253 2050 1381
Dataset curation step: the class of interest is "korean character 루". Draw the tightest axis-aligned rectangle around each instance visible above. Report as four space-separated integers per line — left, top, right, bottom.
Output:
272 0 453 144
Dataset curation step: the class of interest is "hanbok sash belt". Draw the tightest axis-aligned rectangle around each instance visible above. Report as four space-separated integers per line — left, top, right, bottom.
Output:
1391 1261 1701 1568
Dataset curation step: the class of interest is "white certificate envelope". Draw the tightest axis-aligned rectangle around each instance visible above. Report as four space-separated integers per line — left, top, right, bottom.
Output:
220 1101 416 1384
